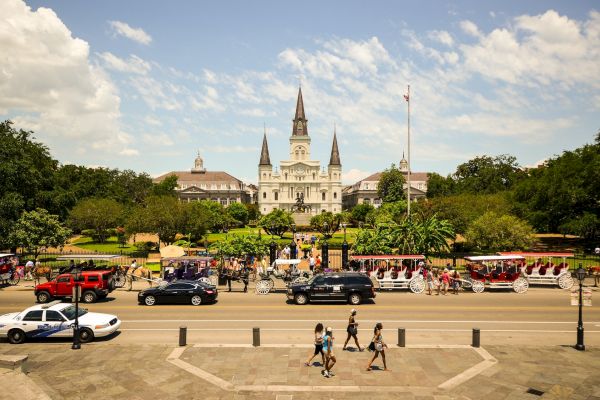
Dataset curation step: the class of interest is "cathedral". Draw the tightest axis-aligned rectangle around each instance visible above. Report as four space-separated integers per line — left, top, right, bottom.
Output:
258 87 343 218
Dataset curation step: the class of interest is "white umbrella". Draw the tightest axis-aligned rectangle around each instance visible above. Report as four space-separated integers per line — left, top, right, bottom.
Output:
160 245 185 258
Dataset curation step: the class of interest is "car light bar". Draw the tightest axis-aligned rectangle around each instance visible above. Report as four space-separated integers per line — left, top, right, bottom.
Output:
41 300 63 309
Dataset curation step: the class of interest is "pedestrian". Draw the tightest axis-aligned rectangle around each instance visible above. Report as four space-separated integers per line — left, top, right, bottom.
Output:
426 267 434 295
225 258 233 292
343 309 363 351
366 322 389 371
316 255 322 271
451 269 461 295
322 327 336 378
309 255 316 273
305 323 325 367
441 268 450 295
25 259 34 281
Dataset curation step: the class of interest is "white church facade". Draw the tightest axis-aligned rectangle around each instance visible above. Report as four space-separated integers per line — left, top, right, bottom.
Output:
258 87 343 216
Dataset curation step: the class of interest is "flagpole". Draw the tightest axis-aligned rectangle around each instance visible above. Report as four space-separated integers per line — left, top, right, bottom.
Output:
406 84 411 218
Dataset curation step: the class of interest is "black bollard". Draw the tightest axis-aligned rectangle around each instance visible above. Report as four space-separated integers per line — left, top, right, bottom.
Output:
472 328 480 348
322 241 329 268
179 326 187 347
398 328 406 347
253 327 260 347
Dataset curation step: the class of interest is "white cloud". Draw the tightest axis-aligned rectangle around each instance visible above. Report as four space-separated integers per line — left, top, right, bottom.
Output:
97 52 151 75
460 20 482 37
0 0 132 156
342 168 372 184
428 30 454 46
119 148 139 156
204 145 258 153
108 20 152 45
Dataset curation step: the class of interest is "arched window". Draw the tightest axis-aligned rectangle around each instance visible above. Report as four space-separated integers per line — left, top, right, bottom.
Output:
322 192 326 201
274 192 278 201
312 173 316 180
262 173 266 179
262 192 266 199
285 173 288 180
334 192 337 199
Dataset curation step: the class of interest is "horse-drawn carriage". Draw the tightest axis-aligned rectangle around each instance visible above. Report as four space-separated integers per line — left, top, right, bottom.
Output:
0 254 19 286
351 255 426 293
254 259 311 295
498 252 574 289
464 255 529 293
161 256 217 286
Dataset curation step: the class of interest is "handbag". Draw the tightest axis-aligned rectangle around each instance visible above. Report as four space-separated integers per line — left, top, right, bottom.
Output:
368 341 375 351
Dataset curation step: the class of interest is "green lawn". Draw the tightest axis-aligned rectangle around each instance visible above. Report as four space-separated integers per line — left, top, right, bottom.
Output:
73 236 133 253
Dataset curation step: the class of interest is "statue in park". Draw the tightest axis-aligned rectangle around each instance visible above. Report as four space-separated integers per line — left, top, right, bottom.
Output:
291 192 311 213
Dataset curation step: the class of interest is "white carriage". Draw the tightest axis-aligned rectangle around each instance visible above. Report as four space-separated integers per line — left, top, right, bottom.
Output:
352 255 426 294
498 252 574 289
255 259 309 295
464 255 529 293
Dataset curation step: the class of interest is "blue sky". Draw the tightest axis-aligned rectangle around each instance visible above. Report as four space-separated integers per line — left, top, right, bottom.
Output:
1 1 599 184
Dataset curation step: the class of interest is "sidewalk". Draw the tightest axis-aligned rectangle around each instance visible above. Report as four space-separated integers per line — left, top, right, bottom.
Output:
0 342 598 399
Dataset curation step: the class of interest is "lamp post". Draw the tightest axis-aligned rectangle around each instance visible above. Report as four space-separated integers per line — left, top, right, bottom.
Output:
575 264 586 351
290 223 297 259
71 267 81 350
322 222 329 270
341 223 348 270
269 224 276 263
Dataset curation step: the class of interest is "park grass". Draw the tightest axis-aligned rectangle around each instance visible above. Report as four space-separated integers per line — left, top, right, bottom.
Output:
72 235 133 253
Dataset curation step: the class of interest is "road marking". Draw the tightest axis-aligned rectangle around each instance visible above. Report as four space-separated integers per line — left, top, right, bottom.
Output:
120 319 600 324
121 328 600 333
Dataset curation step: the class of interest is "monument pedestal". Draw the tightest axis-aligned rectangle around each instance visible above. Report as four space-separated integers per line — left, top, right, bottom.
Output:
292 212 312 227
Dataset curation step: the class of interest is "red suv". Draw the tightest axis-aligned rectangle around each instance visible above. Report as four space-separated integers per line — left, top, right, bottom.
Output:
35 271 114 303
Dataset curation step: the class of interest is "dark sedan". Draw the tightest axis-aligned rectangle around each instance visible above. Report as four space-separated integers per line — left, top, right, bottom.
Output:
138 281 218 306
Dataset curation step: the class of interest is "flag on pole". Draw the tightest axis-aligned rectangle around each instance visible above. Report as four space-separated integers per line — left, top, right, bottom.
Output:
404 93 409 102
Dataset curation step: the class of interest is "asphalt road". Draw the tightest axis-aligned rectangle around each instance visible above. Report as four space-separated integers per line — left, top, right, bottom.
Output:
1 280 599 347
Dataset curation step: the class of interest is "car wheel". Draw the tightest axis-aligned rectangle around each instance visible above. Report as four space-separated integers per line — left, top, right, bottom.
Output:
348 293 362 305
82 291 97 303
191 295 203 306
294 293 309 305
144 295 156 306
78 328 94 343
8 329 26 344
36 291 52 303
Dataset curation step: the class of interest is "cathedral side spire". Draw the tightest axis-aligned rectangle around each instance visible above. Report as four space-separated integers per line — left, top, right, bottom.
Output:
259 129 271 166
292 86 308 136
329 129 341 166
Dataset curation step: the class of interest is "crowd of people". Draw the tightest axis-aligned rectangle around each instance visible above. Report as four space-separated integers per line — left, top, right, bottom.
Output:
305 309 389 378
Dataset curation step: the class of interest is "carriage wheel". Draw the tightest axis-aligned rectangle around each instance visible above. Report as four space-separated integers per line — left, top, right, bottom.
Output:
472 280 485 293
409 277 425 294
255 280 271 295
512 277 529 294
209 275 218 286
292 276 309 284
266 278 275 290
558 274 574 289
114 274 126 288
198 277 211 285
8 272 19 286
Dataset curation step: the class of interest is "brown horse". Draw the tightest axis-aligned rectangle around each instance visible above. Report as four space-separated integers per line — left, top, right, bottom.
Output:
126 266 153 291
31 265 54 284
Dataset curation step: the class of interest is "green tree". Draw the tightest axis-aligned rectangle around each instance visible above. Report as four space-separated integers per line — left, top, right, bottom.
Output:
377 164 406 203
352 226 393 255
245 203 261 222
350 203 374 225
196 200 235 232
227 202 249 226
558 213 600 241
9 209 71 259
426 172 456 198
143 196 187 245
185 201 210 242
0 121 57 248
258 209 294 238
453 154 523 194
210 235 269 257
466 212 535 251
152 175 178 197
68 198 124 243
310 212 343 239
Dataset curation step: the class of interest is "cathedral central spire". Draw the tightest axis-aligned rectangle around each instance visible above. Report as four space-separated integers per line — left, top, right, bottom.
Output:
259 128 271 166
292 86 308 136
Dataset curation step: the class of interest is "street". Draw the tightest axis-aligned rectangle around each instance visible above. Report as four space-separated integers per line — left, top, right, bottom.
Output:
1 280 598 347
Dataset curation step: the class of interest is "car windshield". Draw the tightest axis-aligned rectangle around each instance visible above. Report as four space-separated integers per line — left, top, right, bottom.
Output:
306 275 320 284
60 305 88 320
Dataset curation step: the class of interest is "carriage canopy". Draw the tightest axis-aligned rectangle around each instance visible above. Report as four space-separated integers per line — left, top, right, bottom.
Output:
465 255 525 262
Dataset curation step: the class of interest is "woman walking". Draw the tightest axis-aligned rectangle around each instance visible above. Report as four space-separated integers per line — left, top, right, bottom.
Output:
305 323 325 367
366 322 389 371
343 309 363 351
322 327 336 378
426 267 434 295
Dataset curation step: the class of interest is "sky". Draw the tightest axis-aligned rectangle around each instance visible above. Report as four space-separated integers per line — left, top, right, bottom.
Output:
1 0 599 185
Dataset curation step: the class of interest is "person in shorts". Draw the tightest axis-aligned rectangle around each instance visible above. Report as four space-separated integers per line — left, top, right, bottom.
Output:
441 268 450 295
322 327 336 378
343 309 363 351
305 323 325 367
366 322 389 371
426 267 434 295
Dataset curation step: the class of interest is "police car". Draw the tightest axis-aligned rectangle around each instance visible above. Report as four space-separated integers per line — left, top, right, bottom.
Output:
0 301 121 344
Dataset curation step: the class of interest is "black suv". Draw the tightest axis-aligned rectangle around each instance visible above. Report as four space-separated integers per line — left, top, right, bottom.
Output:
287 272 375 305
